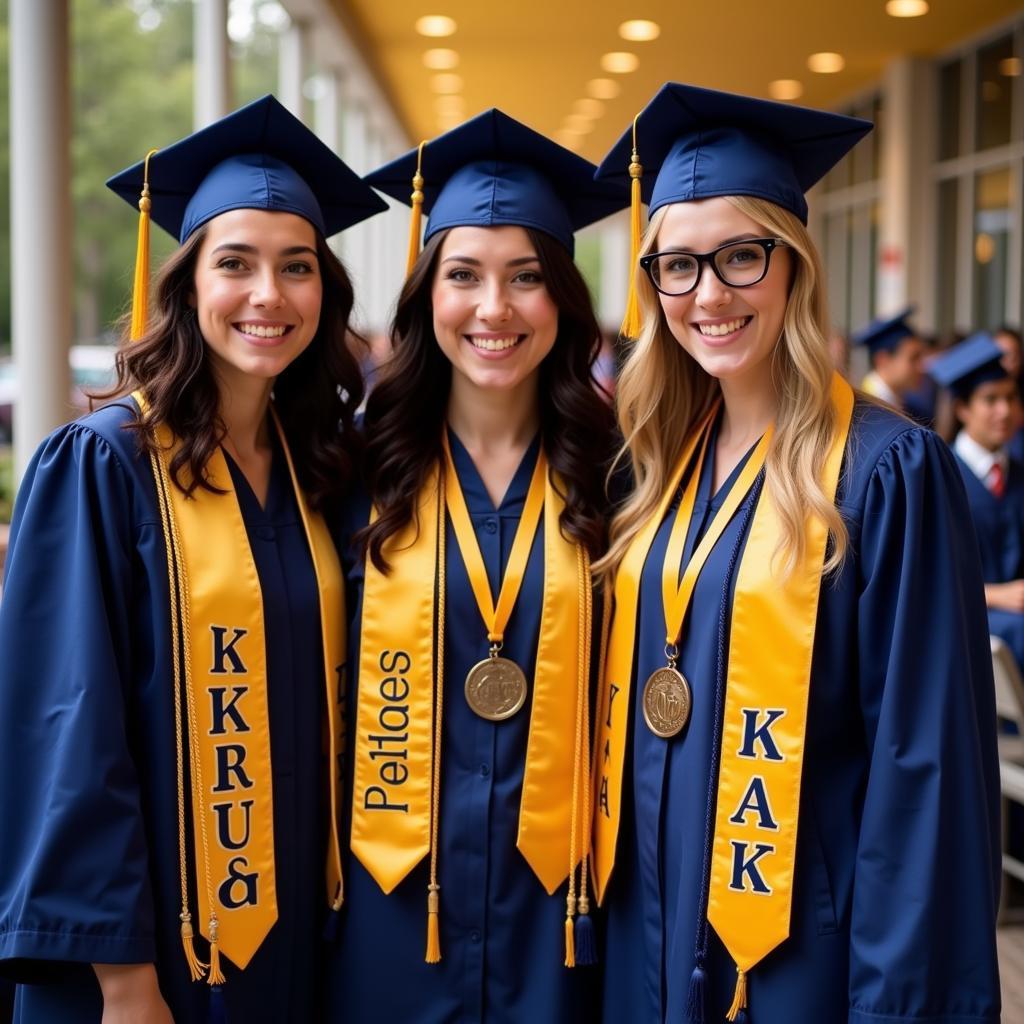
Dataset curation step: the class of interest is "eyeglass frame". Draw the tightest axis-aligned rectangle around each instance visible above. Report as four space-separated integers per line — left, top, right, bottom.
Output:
639 237 790 297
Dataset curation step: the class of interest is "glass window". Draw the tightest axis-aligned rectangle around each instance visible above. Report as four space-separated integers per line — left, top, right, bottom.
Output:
936 179 959 337
938 59 962 160
973 166 1013 330
976 34 1016 151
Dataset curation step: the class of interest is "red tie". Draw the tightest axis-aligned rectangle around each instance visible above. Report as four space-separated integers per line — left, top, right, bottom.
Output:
989 462 1006 499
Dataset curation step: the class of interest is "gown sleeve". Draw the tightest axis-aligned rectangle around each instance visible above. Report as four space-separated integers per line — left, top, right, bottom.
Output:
0 423 157 978
849 427 1002 1023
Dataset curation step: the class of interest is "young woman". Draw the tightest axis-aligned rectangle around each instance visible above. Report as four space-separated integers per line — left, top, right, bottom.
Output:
0 95 385 1022
324 109 622 1023
591 83 1001 1024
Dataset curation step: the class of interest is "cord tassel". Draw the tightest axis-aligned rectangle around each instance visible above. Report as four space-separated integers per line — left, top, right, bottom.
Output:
207 984 228 1024
406 141 427 276
130 149 159 341
685 962 706 1023
425 883 442 963
180 913 208 982
206 918 227 986
572 893 597 966
725 968 747 1022
619 117 643 341
563 893 577 967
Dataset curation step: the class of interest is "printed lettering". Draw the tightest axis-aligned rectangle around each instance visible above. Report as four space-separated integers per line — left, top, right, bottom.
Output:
364 785 408 812
213 798 254 850
738 708 786 761
728 776 779 831
210 626 248 675
213 744 254 792
729 840 774 894
379 649 411 675
599 775 610 818
380 705 410 732
218 856 259 909
209 686 250 735
605 683 621 729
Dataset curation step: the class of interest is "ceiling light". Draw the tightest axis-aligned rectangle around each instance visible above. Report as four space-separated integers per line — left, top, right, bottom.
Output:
587 77 621 100
1000 57 1022 77
435 95 464 117
563 114 594 134
768 79 804 101
431 73 463 94
885 0 928 15
573 97 605 119
807 52 845 74
415 15 456 37
619 19 660 42
423 48 459 70
601 51 639 74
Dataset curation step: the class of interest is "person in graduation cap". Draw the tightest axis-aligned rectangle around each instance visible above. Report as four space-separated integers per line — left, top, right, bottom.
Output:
851 306 927 414
590 82 1001 1024
323 109 624 1023
0 94 386 1023
931 333 1024 669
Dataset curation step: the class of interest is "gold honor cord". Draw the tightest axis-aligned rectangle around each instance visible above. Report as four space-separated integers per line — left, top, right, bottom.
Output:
643 425 773 738
441 433 547 722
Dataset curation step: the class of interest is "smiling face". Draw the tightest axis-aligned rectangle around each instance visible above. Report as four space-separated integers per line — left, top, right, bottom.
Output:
192 208 323 390
431 225 559 398
653 197 791 388
957 376 1021 450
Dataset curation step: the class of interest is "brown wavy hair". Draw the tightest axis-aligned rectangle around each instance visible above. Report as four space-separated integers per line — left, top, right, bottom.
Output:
98 225 364 511
359 227 616 573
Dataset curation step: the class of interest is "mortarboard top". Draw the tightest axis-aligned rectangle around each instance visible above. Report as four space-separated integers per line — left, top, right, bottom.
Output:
106 94 387 243
929 333 1009 400
851 306 918 355
596 82 873 225
364 108 627 255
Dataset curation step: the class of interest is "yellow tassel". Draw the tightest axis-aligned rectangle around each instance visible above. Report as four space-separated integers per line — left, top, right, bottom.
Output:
206 918 227 986
130 149 159 342
406 141 427 277
425 883 442 963
179 913 207 982
564 893 576 968
725 967 747 1021
619 116 644 342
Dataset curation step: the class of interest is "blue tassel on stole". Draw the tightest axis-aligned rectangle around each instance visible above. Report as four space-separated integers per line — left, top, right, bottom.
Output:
684 964 706 1023
572 912 597 965
208 983 228 1024
735 1010 750 1023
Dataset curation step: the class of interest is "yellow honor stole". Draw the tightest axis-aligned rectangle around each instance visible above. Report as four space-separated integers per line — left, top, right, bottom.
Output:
593 374 854 1018
352 435 594 964
139 395 346 988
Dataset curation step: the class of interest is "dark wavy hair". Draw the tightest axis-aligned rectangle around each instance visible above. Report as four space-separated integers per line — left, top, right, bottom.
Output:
97 224 364 511
359 226 616 573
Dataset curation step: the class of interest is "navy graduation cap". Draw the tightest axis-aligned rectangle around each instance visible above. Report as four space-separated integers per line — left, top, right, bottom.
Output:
107 93 387 243
596 82 873 225
929 333 1009 400
851 306 918 355
365 108 627 262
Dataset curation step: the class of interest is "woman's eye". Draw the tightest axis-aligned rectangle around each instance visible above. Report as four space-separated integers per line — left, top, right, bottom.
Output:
446 268 475 282
726 247 759 264
283 261 314 275
666 256 696 273
216 257 246 271
513 270 543 285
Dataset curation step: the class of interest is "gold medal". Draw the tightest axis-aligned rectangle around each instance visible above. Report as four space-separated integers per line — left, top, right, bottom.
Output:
465 649 528 721
642 665 692 738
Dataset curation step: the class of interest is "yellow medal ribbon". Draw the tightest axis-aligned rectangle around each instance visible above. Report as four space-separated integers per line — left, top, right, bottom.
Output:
140 394 346 977
353 435 591 916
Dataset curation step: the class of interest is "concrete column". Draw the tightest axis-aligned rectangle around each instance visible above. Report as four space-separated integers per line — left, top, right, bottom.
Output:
363 125 386 335
193 0 231 128
877 57 936 325
314 68 342 151
278 19 311 122
9 0 72 481
339 93 370 324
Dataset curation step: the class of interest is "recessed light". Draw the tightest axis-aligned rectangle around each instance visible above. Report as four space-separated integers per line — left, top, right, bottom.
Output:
885 0 928 16
601 51 639 74
768 79 804 101
415 15 456 37
573 97 605 119
563 114 594 134
431 73 463 94
619 19 660 42
587 77 621 100
807 52 845 74
1000 57 1022 78
423 48 459 70
435 95 464 117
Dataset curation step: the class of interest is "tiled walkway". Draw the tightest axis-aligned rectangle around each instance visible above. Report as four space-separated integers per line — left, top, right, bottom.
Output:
1000 925 1024 1022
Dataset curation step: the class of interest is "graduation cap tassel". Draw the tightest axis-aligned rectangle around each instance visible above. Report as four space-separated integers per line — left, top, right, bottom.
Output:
180 913 208 982
563 893 577 968
619 116 643 342
725 967 747 1022
406 141 427 276
130 149 159 342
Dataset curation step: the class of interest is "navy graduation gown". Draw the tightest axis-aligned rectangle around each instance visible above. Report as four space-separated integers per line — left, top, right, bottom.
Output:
954 451 1024 669
0 401 327 1023
326 432 598 1024
602 402 1001 1024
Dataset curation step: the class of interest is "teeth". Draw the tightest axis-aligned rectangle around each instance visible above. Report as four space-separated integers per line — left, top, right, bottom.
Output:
698 318 749 337
470 335 520 352
238 323 287 338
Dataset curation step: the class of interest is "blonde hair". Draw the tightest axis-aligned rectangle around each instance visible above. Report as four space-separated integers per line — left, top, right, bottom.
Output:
595 195 847 582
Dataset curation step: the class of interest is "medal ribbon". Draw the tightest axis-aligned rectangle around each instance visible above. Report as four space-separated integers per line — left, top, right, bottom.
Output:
142 394 346 974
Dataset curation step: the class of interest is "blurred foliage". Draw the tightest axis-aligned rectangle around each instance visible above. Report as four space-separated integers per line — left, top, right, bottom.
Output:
0 447 11 523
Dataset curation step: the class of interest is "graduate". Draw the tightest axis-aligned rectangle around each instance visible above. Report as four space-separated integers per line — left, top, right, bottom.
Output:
591 83 1001 1023
0 95 385 1022
852 306 927 414
324 110 623 1023
931 333 1024 669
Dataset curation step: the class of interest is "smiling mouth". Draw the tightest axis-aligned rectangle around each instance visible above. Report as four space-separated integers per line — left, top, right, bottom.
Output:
695 316 753 338
466 334 524 352
234 322 293 339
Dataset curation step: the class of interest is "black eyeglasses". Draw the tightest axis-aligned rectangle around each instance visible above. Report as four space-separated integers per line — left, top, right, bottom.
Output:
640 237 789 296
